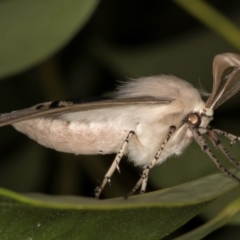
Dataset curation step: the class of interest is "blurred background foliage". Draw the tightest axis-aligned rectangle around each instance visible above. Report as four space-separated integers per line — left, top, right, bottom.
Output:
0 0 240 239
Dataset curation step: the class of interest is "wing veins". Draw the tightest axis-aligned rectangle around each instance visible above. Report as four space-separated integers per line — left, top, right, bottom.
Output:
0 97 174 127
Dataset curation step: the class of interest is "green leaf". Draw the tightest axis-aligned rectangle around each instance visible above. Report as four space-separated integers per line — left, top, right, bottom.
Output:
0 0 99 78
200 187 240 226
0 170 239 240
174 197 240 240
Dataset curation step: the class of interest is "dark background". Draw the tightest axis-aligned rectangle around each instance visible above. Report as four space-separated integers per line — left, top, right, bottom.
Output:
0 0 240 239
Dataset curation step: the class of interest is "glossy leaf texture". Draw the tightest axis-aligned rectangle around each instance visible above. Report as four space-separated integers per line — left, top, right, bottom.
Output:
0 170 239 240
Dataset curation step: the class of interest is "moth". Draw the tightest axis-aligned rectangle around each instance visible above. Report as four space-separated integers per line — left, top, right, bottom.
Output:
0 53 240 198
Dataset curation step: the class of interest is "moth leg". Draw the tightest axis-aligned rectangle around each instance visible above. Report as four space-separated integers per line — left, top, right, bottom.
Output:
125 126 176 198
213 129 240 146
140 168 148 194
190 125 240 184
207 128 240 170
94 131 134 198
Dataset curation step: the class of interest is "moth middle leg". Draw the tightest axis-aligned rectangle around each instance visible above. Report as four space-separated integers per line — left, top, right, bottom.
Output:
126 125 176 198
94 131 134 198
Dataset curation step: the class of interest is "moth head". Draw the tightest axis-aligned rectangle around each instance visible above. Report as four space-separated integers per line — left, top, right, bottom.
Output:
187 107 213 134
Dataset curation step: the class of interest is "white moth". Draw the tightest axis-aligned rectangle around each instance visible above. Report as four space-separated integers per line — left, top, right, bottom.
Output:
1 53 240 198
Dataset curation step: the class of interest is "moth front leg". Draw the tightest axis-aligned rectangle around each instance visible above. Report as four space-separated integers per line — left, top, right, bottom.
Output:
213 129 240 146
125 125 176 198
94 131 134 198
207 128 240 170
190 124 240 184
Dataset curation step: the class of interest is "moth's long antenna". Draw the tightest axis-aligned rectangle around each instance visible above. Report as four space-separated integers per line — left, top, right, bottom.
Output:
189 124 240 183
205 53 240 109
213 129 240 146
94 131 134 198
207 128 240 170
125 125 176 198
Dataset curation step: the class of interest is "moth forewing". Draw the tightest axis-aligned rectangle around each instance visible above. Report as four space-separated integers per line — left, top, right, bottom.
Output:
0 98 172 127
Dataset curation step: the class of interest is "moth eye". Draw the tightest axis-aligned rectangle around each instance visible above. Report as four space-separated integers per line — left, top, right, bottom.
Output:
188 113 201 127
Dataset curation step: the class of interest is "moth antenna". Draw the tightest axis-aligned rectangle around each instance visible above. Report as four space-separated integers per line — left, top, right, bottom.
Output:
125 126 176 199
213 129 240 146
189 124 240 184
94 131 134 199
197 79 210 97
207 128 240 170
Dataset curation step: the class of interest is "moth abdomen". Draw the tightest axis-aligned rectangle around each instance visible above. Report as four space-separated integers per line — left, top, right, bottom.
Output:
12 117 129 156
